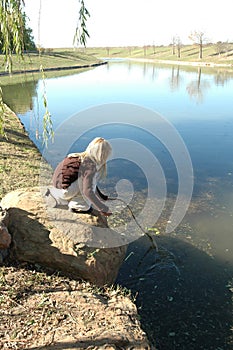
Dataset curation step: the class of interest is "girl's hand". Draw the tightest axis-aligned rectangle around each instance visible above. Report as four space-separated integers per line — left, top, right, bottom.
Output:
100 211 112 217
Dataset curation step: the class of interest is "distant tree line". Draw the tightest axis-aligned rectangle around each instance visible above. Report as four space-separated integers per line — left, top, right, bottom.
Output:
169 31 209 59
170 31 232 59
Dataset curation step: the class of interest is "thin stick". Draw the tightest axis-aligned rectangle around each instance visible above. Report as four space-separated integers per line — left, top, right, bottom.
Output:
108 197 158 251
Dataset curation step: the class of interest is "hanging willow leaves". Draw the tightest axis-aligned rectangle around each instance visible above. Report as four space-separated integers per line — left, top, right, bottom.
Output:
73 0 90 47
40 65 54 146
0 0 25 73
0 0 25 136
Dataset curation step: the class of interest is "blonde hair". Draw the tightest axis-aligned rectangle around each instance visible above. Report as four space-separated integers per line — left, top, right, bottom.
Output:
68 137 112 178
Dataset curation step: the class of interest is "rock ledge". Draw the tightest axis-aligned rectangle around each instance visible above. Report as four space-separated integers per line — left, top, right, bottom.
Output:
1 187 127 286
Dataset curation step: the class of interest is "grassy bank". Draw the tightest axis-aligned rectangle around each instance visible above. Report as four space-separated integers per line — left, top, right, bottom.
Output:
0 49 101 76
0 105 41 199
84 44 233 66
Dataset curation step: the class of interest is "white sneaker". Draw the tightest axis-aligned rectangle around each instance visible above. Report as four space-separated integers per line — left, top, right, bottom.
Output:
68 201 89 211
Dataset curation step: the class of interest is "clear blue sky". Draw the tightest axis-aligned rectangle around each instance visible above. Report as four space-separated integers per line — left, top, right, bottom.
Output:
24 0 233 48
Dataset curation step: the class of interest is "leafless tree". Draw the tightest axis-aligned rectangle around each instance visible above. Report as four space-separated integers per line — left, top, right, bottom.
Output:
143 45 147 56
152 42 156 54
215 41 230 56
171 36 176 55
176 36 182 58
189 31 208 59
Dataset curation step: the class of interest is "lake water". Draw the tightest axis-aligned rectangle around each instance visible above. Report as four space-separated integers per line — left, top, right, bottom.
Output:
2 60 233 349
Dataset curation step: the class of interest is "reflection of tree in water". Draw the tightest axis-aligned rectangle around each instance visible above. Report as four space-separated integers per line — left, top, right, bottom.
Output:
127 60 132 73
2 78 41 139
141 63 158 81
214 71 233 86
186 68 210 103
2 79 38 114
169 66 181 91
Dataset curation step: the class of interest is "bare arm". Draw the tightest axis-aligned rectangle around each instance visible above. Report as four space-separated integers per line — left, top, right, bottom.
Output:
81 159 110 213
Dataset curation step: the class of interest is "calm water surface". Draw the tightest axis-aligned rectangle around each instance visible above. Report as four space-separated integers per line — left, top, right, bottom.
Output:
2 60 233 349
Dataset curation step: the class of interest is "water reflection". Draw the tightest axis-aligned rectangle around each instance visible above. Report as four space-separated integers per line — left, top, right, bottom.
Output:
2 61 233 121
214 70 233 86
169 66 181 91
186 68 210 103
1 79 38 114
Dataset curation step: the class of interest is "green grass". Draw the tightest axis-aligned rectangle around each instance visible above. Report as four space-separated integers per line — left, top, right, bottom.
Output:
0 49 101 74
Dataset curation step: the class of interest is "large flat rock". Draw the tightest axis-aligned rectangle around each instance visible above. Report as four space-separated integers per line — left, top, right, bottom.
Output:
1 187 127 286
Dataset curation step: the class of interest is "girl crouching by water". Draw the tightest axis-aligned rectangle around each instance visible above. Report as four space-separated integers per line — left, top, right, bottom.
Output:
47 137 112 217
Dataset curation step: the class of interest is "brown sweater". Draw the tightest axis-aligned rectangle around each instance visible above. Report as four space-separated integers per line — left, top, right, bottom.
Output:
52 156 109 212
52 156 81 190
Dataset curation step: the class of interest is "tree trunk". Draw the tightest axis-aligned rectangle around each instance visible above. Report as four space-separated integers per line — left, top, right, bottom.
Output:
199 41 203 59
177 46 181 58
